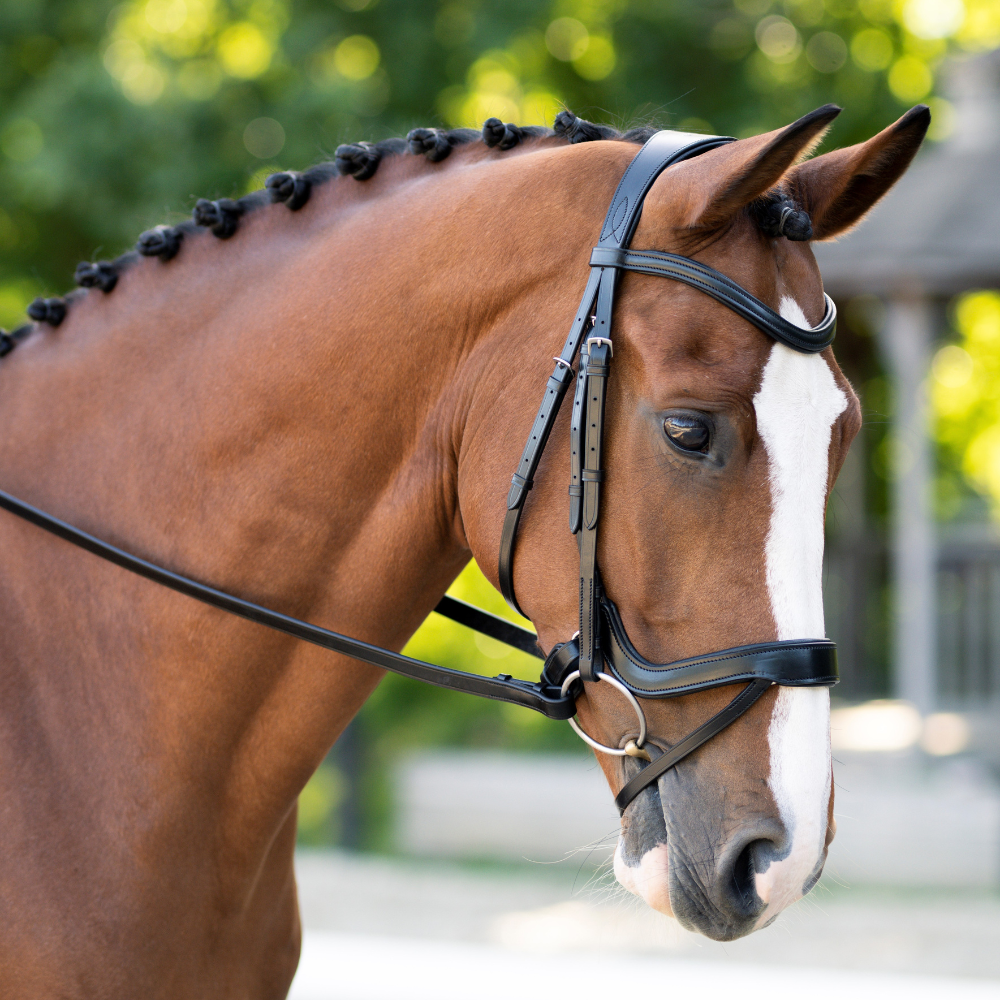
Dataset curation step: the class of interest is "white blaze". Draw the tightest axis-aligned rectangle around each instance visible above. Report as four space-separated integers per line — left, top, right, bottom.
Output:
752 297 847 923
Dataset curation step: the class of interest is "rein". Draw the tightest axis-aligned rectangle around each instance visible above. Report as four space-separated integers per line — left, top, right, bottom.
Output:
0 129 838 817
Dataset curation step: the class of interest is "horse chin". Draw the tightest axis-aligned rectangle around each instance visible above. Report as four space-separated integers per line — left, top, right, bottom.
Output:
613 840 673 916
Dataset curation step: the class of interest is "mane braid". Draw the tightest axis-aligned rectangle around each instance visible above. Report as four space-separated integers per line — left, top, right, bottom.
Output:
0 112 679 356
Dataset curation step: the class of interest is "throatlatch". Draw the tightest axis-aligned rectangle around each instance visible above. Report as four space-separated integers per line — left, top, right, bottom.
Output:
0 128 839 818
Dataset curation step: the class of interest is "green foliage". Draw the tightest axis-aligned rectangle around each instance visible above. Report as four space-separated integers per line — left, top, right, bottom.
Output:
2 0 994 327
932 292 1000 522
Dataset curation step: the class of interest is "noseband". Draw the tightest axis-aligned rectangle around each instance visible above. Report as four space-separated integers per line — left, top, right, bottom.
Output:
0 129 837 817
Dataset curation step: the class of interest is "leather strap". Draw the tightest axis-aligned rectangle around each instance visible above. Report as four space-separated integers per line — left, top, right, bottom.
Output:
498 267 602 615
541 636 582 693
596 132 734 249
568 342 589 534
499 130 733 617
601 598 838 695
614 678 772 813
0 489 574 720
589 247 836 354
577 337 611 682
433 595 542 659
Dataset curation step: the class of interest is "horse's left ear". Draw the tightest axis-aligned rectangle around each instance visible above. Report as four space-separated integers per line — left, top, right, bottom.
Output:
785 104 931 240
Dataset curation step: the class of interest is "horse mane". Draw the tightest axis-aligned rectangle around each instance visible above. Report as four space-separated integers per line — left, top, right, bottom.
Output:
0 109 808 356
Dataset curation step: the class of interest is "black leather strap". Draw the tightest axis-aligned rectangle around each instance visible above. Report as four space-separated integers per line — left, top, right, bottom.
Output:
497 267 602 615
589 247 836 354
577 338 611 682
568 343 588 534
0 489 573 720
614 678 772 813
602 598 838 695
596 132 734 249
503 366 577 514
499 131 733 617
541 636 582 692
570 133 738 678
433 595 542 659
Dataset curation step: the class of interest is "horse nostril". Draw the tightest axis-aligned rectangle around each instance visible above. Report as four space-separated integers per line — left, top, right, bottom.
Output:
728 839 762 915
725 836 788 920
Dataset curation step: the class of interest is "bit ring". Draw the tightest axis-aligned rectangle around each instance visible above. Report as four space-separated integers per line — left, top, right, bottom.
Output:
560 669 647 755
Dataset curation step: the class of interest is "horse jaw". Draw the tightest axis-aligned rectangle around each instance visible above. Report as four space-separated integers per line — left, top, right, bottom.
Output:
750 297 846 924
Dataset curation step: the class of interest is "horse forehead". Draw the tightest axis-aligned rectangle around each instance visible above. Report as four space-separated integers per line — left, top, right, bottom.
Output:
757 298 847 419
624 286 774 389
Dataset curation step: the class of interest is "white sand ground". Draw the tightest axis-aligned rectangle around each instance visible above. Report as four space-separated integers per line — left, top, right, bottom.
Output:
289 850 1000 1000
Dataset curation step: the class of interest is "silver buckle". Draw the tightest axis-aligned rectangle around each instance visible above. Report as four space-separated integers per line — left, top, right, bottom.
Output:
586 336 613 356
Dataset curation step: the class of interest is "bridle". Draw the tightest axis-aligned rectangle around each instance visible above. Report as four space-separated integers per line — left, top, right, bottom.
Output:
496 129 837 810
0 129 838 816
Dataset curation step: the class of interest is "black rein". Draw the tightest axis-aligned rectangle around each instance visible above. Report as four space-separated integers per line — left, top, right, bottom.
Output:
0 489 570 720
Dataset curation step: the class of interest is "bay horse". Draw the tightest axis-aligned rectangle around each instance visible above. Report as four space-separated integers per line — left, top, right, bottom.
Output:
0 101 927 996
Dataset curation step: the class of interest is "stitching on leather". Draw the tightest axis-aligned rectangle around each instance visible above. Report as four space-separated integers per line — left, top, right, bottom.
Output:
617 251 835 342
612 670 837 696
617 248 833 326
603 620 833 694
626 254 788 320
600 137 679 244
618 261 833 349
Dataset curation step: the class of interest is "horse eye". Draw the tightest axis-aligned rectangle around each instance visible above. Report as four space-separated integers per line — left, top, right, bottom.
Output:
663 414 711 453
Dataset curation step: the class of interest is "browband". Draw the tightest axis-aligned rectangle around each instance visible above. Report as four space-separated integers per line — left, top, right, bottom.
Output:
588 247 836 353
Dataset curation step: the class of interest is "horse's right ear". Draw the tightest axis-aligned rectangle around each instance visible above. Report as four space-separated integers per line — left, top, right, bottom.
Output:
638 105 841 236
784 105 931 240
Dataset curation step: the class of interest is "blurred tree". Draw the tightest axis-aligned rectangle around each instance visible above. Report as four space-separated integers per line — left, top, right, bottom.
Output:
932 291 1000 521
3 0 998 327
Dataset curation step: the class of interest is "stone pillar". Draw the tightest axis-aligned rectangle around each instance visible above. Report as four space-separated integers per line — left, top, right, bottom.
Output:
880 295 936 713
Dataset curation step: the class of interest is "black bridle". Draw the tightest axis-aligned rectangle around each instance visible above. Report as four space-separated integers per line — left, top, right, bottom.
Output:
0 129 838 817
495 129 837 811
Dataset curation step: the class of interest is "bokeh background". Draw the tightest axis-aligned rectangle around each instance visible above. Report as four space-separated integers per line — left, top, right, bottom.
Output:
1 0 991 318
4 0 1000 926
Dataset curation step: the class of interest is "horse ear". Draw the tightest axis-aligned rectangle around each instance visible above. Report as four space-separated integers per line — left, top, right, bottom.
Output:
784 104 930 241
647 105 841 232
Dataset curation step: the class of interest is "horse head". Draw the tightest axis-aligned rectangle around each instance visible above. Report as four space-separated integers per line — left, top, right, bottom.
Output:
462 104 928 940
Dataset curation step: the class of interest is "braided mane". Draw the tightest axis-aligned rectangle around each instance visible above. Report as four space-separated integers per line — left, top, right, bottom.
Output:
0 110 809 356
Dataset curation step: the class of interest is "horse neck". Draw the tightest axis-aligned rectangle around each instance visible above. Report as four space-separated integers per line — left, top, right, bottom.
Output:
0 140 629 837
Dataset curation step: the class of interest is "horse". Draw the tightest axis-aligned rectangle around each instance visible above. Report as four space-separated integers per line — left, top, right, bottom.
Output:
0 101 928 996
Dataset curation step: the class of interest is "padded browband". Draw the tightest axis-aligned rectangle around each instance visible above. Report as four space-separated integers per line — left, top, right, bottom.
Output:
601 599 838 695
589 247 836 354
